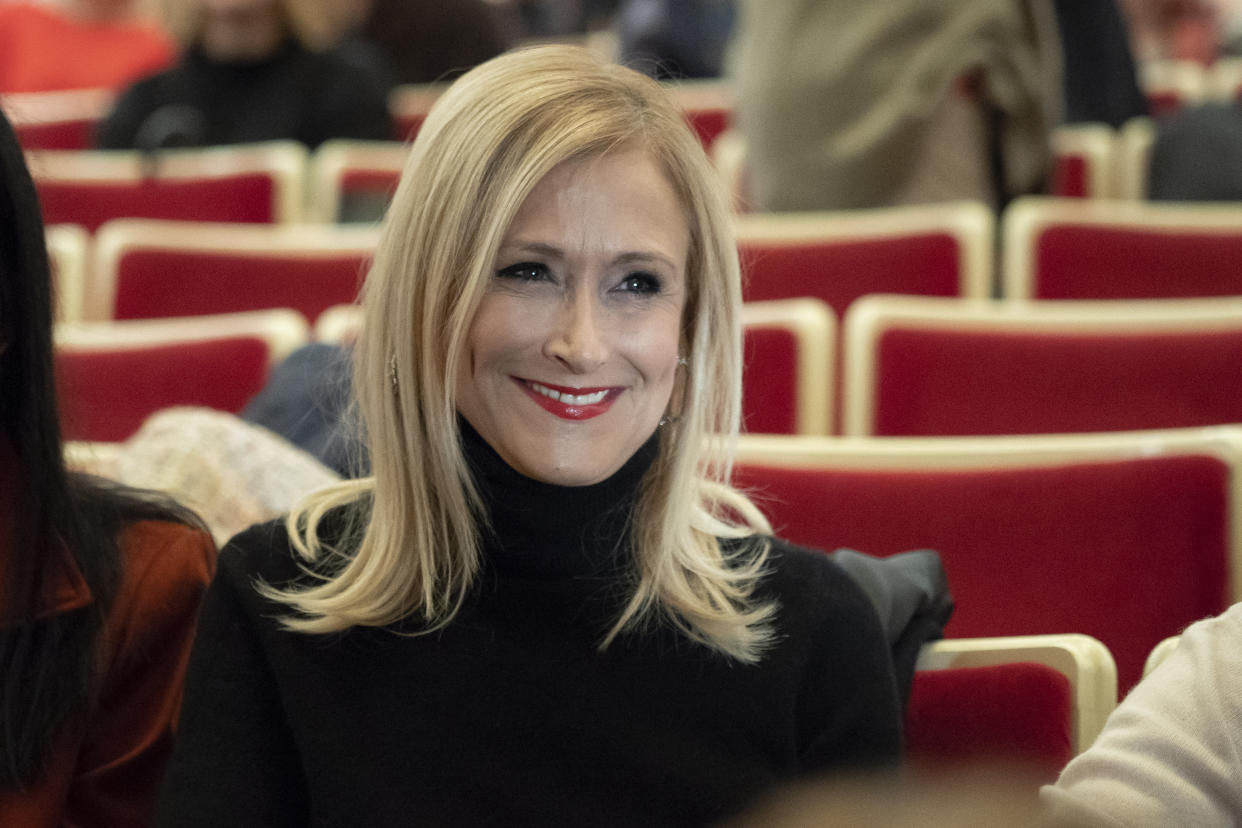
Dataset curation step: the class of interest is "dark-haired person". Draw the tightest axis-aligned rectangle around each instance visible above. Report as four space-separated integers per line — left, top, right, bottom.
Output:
0 105 216 826
96 0 393 150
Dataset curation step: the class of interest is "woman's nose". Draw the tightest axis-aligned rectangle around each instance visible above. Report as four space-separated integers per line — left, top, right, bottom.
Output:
543 292 608 373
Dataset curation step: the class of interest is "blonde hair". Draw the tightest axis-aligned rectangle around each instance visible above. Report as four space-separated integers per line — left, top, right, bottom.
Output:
274 45 776 662
159 0 342 51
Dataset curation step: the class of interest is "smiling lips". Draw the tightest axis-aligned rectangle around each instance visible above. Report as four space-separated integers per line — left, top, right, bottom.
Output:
517 378 622 420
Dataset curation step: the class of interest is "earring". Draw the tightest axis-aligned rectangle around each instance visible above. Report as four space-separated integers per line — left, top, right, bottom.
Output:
662 355 688 426
388 354 399 390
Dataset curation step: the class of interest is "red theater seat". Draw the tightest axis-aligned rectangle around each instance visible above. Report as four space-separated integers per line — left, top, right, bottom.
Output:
909 635 1116 778
45 223 90 322
1049 124 1116 199
1140 59 1206 117
88 219 379 323
663 79 733 151
733 429 1242 694
55 310 308 442
308 139 408 223
1115 117 1155 201
736 202 993 320
1003 197 1242 300
3 87 115 150
843 296 1242 437
388 82 444 142
313 303 363 344
741 299 833 435
26 141 307 230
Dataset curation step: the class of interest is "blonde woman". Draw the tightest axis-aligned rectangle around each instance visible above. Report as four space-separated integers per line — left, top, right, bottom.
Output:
96 0 391 149
156 45 900 826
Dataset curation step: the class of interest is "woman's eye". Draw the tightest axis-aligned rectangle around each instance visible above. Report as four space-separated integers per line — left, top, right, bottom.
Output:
617 272 662 295
496 262 550 282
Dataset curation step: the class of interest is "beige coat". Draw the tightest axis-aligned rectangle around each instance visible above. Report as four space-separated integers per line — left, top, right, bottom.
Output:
730 1 1062 211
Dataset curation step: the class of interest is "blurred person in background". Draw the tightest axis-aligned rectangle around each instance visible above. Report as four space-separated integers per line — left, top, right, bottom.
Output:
1053 0 1148 128
1123 0 1227 63
337 0 513 86
1122 0 1242 199
493 0 587 38
0 0 175 94
729 1 1061 213
615 0 736 80
0 103 216 827
95 0 392 150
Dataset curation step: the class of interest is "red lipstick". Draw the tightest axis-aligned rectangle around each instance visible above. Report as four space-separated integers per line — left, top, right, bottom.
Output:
516 378 621 420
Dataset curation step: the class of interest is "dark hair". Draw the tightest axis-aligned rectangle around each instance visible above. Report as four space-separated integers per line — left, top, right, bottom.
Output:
0 105 202 788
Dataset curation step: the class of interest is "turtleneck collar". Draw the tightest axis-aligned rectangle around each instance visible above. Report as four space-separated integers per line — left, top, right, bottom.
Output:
459 417 660 582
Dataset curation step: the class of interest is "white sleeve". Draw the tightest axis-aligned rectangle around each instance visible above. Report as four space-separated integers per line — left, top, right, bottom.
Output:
1040 604 1242 828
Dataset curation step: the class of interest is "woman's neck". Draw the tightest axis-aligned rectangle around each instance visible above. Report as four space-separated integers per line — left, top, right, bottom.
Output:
459 417 659 581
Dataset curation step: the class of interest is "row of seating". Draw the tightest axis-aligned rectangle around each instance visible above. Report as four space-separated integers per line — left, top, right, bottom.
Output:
11 59 1218 161
1047 119 1154 200
317 293 1242 438
9 111 1183 231
64 387 1231 707
45 195 1242 329
56 287 1242 441
27 141 309 229
1141 56 1242 116
2 78 733 153
736 426 1241 696
48 300 815 439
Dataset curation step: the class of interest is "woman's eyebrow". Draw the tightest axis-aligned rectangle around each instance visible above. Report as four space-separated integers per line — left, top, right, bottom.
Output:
499 240 677 271
499 240 563 258
613 251 679 271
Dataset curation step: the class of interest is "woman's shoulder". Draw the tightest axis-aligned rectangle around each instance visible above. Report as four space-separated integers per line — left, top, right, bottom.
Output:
753 537 884 634
104 519 217 660
118 519 216 595
759 537 868 603
219 503 362 588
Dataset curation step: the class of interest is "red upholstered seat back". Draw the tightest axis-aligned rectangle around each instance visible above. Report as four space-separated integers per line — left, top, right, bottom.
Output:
111 249 369 323
340 168 401 195
742 326 799 435
36 175 279 232
1146 90 1185 118
1031 226 1242 299
870 327 1242 436
733 455 1231 693
56 336 272 441
739 234 962 319
1049 155 1088 198
14 118 96 150
906 663 1074 781
394 112 426 142
685 107 729 150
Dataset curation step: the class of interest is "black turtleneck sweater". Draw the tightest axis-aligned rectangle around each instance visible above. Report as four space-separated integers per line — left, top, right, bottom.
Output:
95 40 393 150
155 426 901 827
